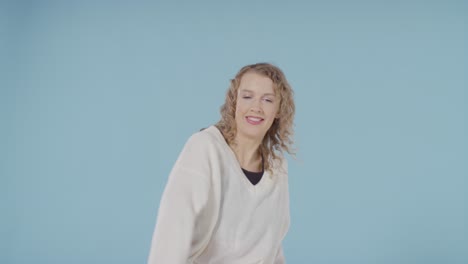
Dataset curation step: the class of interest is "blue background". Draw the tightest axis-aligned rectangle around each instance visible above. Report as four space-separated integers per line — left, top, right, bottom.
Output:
2 0 467 263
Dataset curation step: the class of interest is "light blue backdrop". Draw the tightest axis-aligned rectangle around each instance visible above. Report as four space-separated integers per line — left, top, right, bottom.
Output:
2 0 467 263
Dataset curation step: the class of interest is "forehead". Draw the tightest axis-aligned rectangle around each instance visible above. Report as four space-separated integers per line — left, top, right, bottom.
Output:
238 72 276 95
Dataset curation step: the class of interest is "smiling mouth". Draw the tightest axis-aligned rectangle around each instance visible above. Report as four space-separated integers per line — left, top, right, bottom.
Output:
246 116 264 125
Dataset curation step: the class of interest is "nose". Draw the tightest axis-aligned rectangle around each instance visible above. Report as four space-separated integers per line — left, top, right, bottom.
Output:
250 99 263 113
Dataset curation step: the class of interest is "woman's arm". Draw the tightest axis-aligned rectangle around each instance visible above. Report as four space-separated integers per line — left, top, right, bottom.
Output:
147 134 212 263
274 245 286 264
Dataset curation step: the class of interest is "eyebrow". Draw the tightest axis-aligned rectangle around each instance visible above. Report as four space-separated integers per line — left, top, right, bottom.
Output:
239 89 276 96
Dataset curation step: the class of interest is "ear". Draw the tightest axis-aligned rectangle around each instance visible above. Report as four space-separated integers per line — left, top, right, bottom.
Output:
275 103 281 119
275 111 280 119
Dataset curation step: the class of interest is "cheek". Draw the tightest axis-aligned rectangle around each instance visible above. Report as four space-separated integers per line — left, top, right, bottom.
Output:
265 104 280 118
234 103 243 119
235 101 247 114
234 103 240 115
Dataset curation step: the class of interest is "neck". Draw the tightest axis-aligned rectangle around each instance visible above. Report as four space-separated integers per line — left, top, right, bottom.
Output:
230 135 263 172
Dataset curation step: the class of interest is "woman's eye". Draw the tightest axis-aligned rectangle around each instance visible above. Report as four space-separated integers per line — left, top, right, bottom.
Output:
242 96 252 99
264 98 273 103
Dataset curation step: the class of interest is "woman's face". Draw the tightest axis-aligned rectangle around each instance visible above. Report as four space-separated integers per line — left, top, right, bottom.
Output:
235 72 280 143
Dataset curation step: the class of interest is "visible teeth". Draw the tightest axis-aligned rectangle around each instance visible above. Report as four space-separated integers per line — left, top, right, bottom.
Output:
247 117 262 121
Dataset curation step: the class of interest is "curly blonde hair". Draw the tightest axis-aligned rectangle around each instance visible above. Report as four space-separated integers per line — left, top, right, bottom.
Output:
215 63 295 173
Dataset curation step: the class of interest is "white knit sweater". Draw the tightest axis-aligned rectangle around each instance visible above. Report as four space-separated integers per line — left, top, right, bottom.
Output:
148 126 290 264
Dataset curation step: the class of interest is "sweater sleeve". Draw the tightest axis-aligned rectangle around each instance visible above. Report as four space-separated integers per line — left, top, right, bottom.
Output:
274 245 286 264
274 157 289 264
147 133 213 264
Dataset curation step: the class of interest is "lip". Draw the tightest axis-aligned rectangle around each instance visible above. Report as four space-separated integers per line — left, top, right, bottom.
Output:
245 116 264 125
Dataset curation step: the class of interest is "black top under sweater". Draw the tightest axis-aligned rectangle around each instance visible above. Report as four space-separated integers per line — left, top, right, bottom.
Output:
242 168 264 185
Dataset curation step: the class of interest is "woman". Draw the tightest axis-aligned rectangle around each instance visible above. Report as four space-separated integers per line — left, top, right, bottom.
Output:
148 62 295 264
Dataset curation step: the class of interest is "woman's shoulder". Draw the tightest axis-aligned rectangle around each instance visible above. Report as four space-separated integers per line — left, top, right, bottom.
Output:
173 126 226 174
184 125 226 151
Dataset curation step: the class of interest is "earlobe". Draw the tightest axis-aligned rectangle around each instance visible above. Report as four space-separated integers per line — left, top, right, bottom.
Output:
276 108 281 119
